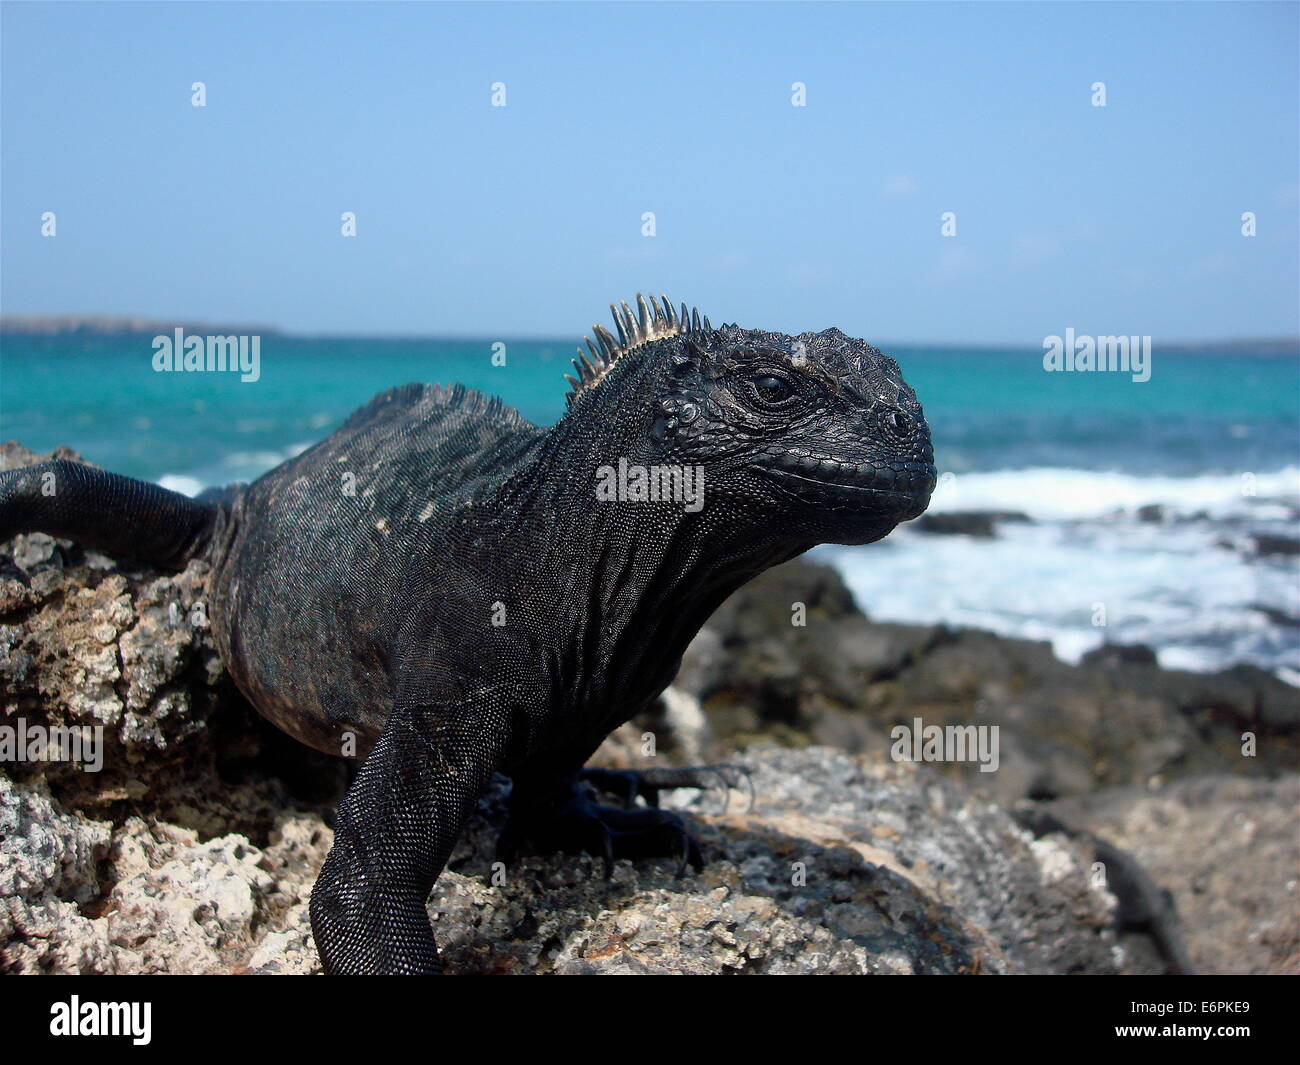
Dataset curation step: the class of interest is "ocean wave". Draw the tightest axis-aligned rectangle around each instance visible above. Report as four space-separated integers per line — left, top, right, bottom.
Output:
155 441 314 496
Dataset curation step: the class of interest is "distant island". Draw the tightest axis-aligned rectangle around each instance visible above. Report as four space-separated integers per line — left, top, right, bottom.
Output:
0 315 281 337
0 315 1293 353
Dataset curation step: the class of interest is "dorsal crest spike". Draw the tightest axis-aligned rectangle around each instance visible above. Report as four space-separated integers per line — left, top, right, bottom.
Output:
610 304 628 347
564 293 712 407
592 324 618 359
618 300 638 344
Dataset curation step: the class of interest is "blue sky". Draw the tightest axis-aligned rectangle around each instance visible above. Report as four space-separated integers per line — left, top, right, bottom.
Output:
2 1 1296 343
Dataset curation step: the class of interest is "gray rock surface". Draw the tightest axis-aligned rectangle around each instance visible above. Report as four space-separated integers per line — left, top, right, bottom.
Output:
1046 775 1300 974
1 773 329 974
0 442 227 763
2 747 1141 975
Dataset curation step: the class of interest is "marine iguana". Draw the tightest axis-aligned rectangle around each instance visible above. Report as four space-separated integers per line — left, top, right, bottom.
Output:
0 295 936 973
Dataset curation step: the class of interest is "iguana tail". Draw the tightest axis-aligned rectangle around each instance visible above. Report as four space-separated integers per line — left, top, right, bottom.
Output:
0 460 220 571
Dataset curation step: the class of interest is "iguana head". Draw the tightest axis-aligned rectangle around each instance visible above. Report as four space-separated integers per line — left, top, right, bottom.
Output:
564 294 936 547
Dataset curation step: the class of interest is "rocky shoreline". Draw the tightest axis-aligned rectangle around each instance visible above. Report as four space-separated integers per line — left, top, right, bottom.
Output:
1 443 1296 974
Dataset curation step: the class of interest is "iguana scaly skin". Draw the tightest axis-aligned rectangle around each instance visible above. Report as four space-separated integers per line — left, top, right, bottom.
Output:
0 295 936 973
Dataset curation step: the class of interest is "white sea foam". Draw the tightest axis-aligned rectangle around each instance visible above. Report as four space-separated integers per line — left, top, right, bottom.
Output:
928 466 1300 520
157 474 206 497
156 441 313 496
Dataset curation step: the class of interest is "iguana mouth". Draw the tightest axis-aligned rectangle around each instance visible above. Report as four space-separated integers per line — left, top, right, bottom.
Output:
761 454 936 514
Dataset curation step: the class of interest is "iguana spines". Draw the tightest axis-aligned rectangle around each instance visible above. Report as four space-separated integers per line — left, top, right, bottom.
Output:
567 293 711 407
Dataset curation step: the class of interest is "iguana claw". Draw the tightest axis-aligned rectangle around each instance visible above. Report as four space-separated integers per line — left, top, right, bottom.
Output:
578 764 756 814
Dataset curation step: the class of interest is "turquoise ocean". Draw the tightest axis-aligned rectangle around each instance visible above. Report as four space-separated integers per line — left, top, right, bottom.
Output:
2 334 1297 678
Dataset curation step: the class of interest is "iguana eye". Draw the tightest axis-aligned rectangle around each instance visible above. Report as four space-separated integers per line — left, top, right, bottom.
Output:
747 374 796 409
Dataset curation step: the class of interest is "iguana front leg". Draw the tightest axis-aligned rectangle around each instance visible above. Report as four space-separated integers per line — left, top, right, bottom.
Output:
309 699 509 974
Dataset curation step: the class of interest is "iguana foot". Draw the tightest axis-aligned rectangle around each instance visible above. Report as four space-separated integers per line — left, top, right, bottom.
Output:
498 773 708 878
